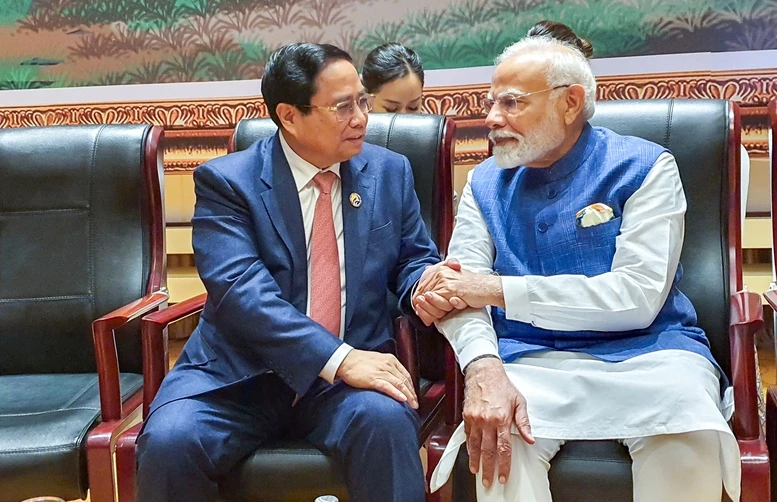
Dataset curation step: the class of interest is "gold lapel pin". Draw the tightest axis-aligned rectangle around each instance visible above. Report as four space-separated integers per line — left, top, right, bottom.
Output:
349 192 362 208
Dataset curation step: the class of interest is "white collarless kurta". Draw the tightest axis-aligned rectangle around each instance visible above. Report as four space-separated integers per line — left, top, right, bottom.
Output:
430 156 740 500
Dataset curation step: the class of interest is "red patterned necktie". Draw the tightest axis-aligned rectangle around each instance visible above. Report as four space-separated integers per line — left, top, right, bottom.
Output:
309 171 341 337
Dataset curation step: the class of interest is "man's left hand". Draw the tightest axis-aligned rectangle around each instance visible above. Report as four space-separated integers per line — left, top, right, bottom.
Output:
413 260 463 326
419 265 504 311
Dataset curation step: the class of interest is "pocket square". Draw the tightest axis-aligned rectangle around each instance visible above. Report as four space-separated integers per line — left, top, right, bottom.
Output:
576 203 614 228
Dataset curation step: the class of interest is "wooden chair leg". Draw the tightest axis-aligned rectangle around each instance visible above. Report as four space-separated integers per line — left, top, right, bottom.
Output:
86 423 120 502
426 426 455 502
116 424 142 502
739 438 770 502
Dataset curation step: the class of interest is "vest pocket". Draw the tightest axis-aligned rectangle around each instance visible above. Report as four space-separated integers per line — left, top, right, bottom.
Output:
576 216 622 249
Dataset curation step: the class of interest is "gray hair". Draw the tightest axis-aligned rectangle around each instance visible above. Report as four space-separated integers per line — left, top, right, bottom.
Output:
495 37 596 120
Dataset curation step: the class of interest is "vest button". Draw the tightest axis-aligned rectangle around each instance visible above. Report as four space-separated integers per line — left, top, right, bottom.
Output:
537 222 548 233
547 188 557 199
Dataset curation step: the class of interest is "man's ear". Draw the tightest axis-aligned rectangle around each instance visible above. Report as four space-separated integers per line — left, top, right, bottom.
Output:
276 103 299 136
563 84 586 125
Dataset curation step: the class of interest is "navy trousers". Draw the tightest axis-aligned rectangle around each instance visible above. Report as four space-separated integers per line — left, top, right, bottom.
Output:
136 374 425 502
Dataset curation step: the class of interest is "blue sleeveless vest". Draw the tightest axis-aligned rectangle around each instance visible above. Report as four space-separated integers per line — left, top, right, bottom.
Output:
471 124 721 384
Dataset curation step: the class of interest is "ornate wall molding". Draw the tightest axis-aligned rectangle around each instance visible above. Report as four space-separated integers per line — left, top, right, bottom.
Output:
0 99 268 129
1 68 774 169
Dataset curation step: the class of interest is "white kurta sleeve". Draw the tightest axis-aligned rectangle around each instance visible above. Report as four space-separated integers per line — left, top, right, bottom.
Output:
435 170 500 368
502 152 686 332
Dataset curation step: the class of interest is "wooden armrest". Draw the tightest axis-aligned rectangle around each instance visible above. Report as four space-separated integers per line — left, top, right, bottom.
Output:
395 315 420 396
730 290 765 440
764 289 777 312
141 293 207 417
92 290 169 421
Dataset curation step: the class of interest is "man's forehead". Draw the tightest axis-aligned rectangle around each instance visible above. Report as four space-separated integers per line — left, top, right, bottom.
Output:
491 55 548 94
312 60 363 101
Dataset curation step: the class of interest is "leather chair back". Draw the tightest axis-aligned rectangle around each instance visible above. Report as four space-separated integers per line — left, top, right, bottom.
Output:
231 113 456 254
590 99 739 379
0 124 165 375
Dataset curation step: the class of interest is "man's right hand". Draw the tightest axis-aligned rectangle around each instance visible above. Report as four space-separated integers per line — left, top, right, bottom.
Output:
336 349 418 409
463 357 534 488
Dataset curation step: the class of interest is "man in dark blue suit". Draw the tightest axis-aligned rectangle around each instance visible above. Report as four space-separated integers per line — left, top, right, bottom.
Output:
136 43 441 501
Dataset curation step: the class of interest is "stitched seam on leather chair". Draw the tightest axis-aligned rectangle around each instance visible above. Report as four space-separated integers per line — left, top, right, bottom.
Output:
61 379 100 409
0 294 90 303
0 208 87 215
0 406 99 417
87 125 106 318
663 100 674 147
0 445 76 454
384 114 398 151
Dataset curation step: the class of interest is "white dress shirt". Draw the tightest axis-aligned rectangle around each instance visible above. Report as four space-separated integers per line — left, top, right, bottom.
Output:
438 152 686 369
279 132 352 383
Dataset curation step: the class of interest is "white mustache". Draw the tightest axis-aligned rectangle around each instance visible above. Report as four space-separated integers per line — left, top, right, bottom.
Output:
488 130 523 143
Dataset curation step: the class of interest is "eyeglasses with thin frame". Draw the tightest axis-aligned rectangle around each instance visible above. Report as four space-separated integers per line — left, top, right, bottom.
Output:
481 85 570 115
300 94 376 122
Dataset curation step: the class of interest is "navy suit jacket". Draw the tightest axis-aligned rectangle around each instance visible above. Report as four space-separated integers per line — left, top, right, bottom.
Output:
151 133 440 413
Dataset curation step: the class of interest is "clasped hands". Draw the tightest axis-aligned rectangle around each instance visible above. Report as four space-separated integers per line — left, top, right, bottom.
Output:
413 258 504 326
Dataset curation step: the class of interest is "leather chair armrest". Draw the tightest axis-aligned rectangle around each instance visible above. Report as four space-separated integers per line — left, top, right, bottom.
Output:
92 290 169 421
141 293 207 417
730 289 765 439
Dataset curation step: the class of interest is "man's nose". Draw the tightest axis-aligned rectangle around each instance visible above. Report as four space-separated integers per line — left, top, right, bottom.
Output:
484 107 506 129
350 105 368 128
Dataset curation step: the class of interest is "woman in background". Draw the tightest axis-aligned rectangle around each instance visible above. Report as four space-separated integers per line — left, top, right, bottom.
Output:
527 19 594 58
362 43 424 114
363 43 463 213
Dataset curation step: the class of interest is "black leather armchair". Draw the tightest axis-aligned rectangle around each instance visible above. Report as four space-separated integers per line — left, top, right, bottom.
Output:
0 124 167 502
115 113 457 502
428 99 768 502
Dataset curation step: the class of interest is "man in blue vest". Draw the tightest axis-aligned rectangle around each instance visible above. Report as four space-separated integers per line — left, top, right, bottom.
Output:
415 35 740 501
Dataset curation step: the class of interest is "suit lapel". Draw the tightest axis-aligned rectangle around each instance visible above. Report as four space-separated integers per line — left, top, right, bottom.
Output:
341 155 375 330
259 135 307 308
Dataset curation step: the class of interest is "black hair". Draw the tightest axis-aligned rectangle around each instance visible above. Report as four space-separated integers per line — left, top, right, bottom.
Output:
361 43 424 94
527 20 594 59
261 43 353 126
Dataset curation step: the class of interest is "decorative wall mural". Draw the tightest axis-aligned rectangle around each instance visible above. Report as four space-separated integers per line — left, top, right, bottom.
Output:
1 0 776 89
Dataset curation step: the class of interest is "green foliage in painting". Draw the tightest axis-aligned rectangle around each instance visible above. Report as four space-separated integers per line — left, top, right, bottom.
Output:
0 62 42 90
0 0 32 25
2 0 776 87
358 0 777 70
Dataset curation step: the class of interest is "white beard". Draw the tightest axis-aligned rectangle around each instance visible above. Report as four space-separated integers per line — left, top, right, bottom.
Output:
489 113 565 169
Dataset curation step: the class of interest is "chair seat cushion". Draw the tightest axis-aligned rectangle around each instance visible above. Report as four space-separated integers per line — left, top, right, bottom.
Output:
0 372 143 502
219 439 348 502
454 440 633 502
